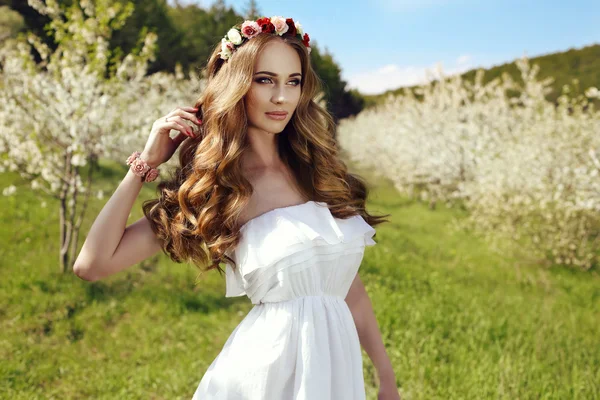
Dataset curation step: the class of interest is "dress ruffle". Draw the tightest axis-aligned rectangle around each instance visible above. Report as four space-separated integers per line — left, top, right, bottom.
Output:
225 201 376 299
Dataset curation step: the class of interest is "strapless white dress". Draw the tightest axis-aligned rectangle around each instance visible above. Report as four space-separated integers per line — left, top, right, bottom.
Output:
191 201 377 399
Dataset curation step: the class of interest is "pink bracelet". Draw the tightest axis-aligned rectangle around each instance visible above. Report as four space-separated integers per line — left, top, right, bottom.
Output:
126 151 160 182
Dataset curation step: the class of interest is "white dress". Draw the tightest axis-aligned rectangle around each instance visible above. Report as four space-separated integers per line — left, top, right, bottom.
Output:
192 200 377 399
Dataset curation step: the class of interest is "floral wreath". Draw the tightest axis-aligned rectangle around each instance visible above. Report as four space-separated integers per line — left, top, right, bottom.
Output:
219 16 311 61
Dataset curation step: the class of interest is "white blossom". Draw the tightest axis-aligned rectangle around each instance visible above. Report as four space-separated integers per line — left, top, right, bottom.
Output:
338 57 600 270
3 185 16 196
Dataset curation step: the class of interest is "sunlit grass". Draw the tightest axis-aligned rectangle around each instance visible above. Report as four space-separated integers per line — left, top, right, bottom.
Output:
1 160 598 399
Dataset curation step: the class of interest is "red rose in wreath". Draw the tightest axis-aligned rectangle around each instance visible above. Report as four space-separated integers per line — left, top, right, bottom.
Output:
285 18 297 37
256 17 275 34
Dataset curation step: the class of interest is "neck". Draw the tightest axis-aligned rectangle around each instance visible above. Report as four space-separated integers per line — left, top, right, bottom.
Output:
243 126 281 169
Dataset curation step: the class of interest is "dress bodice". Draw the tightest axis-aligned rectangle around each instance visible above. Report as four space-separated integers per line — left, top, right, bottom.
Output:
224 201 377 305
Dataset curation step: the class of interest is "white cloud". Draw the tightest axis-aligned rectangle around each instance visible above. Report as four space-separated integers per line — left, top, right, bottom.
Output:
344 54 476 95
456 54 471 66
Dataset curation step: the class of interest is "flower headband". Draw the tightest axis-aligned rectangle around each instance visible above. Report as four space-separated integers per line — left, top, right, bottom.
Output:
219 16 311 61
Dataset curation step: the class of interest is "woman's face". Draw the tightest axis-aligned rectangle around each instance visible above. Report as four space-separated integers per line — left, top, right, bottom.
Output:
244 41 302 135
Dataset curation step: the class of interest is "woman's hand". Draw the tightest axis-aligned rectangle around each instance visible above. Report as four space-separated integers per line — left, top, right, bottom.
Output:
139 105 203 168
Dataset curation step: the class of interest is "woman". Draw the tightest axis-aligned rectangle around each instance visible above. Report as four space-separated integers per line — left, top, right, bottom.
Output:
74 16 399 400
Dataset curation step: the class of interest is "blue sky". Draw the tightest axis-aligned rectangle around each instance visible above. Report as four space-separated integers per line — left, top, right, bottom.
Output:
171 0 599 95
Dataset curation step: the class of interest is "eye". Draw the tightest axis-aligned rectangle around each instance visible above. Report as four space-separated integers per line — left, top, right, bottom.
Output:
256 77 302 86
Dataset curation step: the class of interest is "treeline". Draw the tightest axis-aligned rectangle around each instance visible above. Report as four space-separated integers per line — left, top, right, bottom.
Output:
364 43 600 109
0 0 365 121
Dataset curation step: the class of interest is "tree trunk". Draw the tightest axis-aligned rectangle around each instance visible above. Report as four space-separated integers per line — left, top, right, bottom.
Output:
59 195 68 273
59 151 73 273
69 157 96 271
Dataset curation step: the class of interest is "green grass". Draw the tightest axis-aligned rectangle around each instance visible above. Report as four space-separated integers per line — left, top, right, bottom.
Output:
1 160 599 399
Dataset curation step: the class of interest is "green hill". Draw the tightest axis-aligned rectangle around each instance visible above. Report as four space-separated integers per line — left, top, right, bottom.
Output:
363 42 600 108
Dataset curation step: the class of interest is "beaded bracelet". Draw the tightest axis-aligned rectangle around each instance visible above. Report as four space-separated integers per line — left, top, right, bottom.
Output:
125 151 160 182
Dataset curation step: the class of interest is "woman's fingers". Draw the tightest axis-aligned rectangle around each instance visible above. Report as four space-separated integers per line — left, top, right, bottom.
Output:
162 118 196 138
165 108 202 126
181 106 198 112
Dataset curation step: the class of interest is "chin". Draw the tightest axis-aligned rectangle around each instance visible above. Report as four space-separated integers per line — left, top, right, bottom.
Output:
266 127 285 135
248 118 291 135
261 121 290 134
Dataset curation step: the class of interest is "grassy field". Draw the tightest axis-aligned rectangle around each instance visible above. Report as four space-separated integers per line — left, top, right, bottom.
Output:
1 159 599 399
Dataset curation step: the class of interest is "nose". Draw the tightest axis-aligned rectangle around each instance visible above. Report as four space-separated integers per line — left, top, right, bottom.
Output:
271 86 285 104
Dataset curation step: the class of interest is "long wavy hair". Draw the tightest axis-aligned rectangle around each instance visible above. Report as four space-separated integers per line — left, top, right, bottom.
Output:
142 30 389 276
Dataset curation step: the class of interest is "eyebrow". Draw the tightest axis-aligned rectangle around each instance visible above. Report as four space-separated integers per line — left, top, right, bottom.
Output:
254 71 302 78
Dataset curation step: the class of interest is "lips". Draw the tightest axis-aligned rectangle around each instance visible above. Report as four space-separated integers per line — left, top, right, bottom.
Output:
265 111 288 116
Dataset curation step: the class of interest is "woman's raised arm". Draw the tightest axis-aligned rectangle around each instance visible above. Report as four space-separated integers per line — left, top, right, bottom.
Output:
74 166 161 281
73 106 201 281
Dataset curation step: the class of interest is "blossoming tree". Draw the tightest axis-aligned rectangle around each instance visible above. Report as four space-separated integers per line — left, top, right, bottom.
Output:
338 59 600 270
0 0 202 272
